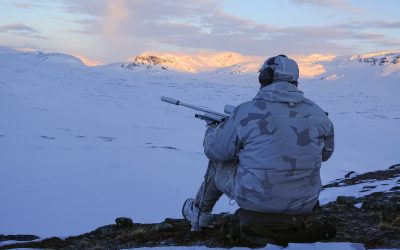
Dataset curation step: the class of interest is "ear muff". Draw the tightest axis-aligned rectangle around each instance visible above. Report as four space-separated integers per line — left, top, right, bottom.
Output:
258 55 288 86
258 56 276 86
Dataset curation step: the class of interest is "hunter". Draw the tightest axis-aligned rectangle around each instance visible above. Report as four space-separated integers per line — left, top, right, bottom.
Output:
182 55 335 242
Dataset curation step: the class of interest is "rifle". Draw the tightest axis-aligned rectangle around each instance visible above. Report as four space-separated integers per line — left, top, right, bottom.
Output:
161 96 234 124
161 96 234 231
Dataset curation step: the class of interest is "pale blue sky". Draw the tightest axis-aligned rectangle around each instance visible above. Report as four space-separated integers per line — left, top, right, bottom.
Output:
221 0 399 26
0 0 399 62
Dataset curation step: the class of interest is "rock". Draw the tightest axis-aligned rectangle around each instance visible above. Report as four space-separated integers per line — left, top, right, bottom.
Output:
95 224 117 235
115 217 133 228
33 237 68 248
164 218 182 223
152 222 174 232
390 186 400 191
76 238 91 248
344 171 356 178
389 164 400 170
322 181 339 189
336 196 357 206
361 193 399 211
0 234 40 242
323 165 400 188
361 192 400 229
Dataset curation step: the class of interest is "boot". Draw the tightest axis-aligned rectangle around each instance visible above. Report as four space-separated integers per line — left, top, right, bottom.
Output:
182 198 211 228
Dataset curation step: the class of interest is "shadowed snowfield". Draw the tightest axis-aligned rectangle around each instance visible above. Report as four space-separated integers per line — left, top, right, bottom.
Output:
0 47 399 240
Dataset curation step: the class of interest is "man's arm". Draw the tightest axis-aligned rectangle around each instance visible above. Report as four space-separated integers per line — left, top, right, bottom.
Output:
322 122 334 162
203 116 241 162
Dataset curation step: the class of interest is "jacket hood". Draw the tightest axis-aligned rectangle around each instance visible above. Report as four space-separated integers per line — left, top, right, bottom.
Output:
254 81 305 104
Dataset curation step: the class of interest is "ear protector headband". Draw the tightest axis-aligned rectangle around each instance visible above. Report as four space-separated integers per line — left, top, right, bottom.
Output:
258 55 287 86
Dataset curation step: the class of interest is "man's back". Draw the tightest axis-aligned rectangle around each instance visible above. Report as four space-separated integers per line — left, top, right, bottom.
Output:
205 81 334 214
185 55 334 232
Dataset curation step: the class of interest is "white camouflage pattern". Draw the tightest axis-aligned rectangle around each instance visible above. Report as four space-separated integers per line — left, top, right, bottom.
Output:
203 81 334 214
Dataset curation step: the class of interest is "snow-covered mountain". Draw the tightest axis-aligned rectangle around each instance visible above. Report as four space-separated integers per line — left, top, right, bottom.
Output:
0 47 102 67
0 46 399 245
119 50 400 80
349 50 400 66
6 46 400 78
121 51 261 74
314 50 400 81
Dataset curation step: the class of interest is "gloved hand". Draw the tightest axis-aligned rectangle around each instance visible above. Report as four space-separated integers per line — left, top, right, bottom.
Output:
206 119 219 127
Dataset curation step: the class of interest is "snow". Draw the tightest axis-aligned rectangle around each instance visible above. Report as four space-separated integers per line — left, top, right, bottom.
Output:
120 51 344 78
354 202 362 209
0 239 41 247
349 50 400 60
0 47 399 246
124 51 259 73
320 177 399 205
72 54 104 67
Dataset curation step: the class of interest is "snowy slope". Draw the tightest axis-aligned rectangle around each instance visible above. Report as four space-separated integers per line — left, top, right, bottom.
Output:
301 51 400 183
0 47 399 240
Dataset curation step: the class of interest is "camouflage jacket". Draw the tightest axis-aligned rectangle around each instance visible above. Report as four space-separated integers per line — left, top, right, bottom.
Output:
204 81 334 214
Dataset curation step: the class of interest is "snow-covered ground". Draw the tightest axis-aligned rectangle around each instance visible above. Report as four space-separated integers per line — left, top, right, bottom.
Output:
0 47 399 241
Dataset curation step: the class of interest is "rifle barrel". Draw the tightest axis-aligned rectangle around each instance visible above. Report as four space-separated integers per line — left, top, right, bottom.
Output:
161 96 228 118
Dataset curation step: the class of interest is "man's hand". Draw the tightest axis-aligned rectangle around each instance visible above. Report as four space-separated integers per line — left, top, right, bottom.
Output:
206 119 219 127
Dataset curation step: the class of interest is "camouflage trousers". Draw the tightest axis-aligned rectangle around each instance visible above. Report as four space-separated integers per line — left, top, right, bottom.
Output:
194 159 238 213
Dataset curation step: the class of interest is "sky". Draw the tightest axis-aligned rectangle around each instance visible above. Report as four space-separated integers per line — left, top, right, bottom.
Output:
0 0 399 63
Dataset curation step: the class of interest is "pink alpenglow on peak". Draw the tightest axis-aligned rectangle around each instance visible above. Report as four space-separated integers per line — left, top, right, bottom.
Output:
123 50 337 78
73 54 104 67
293 54 336 78
125 51 254 73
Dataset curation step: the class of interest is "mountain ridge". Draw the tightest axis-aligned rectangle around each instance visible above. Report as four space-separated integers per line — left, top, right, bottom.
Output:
1 46 399 78
120 50 400 78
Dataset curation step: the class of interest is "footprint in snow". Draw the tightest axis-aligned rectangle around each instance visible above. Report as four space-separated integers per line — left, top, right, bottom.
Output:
97 136 116 142
41 135 56 140
33 107 48 111
359 185 376 193
57 128 71 131
148 145 178 150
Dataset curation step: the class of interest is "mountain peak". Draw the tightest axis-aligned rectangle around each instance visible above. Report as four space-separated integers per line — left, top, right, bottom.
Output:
123 51 259 73
119 49 400 78
349 50 400 66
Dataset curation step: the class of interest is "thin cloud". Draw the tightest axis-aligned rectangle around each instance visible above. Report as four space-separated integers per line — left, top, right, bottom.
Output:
288 0 364 13
12 2 33 9
0 23 48 39
375 21 400 29
367 20 400 29
11 0 60 10
339 20 400 30
103 0 130 40
59 0 399 61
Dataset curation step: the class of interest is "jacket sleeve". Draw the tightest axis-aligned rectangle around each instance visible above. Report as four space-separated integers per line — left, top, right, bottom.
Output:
203 116 241 162
322 121 335 162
